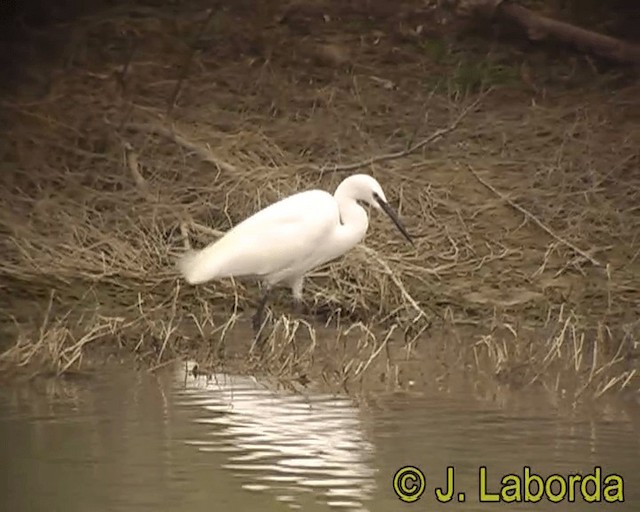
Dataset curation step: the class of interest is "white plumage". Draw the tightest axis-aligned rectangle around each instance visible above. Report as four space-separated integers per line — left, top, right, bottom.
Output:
178 174 413 331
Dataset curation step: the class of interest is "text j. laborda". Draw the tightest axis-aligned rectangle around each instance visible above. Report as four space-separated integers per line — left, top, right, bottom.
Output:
392 466 624 504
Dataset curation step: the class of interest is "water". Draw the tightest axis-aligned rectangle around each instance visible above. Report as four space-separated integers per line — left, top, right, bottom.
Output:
1 361 638 511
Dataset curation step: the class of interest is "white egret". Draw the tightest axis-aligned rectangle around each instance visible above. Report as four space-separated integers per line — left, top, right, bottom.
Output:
178 174 414 332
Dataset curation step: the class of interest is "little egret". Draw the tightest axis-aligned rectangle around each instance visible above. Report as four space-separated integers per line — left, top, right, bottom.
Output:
178 174 414 332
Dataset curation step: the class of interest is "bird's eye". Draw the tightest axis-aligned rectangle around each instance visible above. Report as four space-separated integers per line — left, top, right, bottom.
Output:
372 192 380 200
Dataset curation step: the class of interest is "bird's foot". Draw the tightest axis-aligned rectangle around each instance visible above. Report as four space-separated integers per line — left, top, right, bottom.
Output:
251 313 271 352
253 305 275 335
252 311 264 334
292 299 309 317
252 289 271 336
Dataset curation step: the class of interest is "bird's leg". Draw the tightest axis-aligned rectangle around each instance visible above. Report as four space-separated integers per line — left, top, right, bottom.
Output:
293 298 305 316
252 287 271 334
292 296 312 319
290 276 309 316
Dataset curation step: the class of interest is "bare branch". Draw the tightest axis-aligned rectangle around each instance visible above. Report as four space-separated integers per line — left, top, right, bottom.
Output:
167 8 218 117
467 165 603 267
319 91 489 173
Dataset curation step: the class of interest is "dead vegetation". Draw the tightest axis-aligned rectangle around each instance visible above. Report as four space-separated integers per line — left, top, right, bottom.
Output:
0 0 638 406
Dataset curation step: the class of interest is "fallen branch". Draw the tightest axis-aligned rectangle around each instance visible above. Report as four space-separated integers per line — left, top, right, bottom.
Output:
450 0 640 65
467 165 603 267
319 91 489 173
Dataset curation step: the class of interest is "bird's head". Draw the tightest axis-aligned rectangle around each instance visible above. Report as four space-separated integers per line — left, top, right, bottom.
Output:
337 174 414 246
342 174 387 210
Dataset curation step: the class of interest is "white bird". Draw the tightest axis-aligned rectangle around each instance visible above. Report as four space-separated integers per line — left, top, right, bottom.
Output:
178 174 414 332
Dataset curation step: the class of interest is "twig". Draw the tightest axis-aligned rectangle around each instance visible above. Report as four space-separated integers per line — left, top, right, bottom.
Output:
359 245 430 321
467 165 603 267
320 92 489 173
405 86 438 150
190 221 225 238
157 282 180 363
118 36 138 92
167 8 218 116
123 142 153 200
354 325 395 379
122 121 238 174
179 222 191 251
174 220 224 253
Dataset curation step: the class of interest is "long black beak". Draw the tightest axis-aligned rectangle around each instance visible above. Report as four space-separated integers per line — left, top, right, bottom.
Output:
375 195 415 247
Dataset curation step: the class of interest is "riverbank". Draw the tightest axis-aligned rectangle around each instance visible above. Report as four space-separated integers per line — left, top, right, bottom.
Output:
1 0 638 406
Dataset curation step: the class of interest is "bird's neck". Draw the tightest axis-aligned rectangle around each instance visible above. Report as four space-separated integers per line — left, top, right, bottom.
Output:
334 197 369 250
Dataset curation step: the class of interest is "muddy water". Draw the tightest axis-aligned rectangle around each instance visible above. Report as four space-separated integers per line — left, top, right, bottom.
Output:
1 361 638 512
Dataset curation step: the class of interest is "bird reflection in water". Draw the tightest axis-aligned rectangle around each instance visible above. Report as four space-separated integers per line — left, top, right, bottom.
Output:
175 363 377 511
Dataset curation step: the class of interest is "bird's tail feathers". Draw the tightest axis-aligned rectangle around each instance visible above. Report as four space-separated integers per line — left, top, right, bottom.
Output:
177 242 232 285
176 249 211 285
176 250 197 284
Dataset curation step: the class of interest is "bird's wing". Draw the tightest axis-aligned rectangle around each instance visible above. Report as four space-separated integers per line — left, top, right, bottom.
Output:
178 190 339 284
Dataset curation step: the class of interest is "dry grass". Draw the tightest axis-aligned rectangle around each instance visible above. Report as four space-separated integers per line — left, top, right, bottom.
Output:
0 0 638 405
